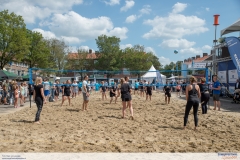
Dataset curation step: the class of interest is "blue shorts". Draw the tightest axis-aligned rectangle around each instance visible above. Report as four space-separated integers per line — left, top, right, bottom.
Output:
44 90 49 96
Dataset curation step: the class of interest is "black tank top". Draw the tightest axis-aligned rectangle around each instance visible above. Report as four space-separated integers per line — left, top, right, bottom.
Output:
188 84 199 102
199 83 208 93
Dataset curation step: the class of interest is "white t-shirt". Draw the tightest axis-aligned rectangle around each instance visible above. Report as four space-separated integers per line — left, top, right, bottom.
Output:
82 80 88 93
43 81 50 90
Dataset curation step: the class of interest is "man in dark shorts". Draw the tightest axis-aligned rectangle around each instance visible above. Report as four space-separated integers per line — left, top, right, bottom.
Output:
212 75 221 111
163 82 171 104
134 80 139 95
146 81 152 101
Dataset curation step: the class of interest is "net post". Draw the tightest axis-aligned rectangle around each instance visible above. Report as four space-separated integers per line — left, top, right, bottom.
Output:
205 67 208 84
28 68 33 108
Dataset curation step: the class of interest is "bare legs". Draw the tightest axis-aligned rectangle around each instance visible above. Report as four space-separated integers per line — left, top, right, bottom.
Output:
122 101 133 119
82 100 89 111
213 101 221 111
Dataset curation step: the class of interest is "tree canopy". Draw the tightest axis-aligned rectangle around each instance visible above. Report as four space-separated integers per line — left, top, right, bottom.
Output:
0 10 29 69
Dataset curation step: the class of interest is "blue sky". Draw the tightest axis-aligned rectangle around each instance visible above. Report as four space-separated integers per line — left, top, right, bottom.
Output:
1 0 240 66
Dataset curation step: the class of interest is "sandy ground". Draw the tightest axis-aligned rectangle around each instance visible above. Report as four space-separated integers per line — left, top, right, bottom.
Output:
0 91 240 153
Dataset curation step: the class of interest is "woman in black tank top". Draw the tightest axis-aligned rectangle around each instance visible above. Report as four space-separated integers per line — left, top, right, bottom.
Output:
184 76 201 130
198 78 210 114
33 77 46 124
117 78 133 120
61 80 72 107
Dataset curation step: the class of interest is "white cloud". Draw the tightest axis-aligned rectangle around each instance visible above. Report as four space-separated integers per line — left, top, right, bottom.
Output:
43 11 128 41
120 44 133 49
172 2 187 14
125 15 137 23
158 56 172 66
103 0 120 5
32 28 57 39
61 36 81 44
206 8 210 11
202 45 212 50
180 48 203 55
145 47 156 55
0 0 83 24
160 39 196 49
107 27 128 39
143 3 208 39
139 5 151 15
176 44 211 55
120 0 135 12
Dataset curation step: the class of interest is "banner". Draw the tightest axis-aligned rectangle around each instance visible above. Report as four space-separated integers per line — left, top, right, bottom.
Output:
217 71 227 83
228 69 238 83
181 63 188 78
225 36 240 78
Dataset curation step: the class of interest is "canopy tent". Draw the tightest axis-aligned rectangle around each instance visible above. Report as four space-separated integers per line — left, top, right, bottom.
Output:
0 70 18 80
141 65 166 85
221 19 240 36
22 74 37 80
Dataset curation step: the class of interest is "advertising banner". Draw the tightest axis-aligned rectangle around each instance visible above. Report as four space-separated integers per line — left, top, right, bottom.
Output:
225 37 240 78
228 69 238 83
217 71 227 83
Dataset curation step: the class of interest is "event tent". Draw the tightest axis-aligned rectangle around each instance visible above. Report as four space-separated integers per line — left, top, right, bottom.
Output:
141 65 166 85
0 70 18 80
221 19 240 36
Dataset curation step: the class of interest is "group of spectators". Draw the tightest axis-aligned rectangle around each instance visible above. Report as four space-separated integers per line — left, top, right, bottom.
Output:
0 79 33 107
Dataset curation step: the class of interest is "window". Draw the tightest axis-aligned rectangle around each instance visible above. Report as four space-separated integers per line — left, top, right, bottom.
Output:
18 70 21 76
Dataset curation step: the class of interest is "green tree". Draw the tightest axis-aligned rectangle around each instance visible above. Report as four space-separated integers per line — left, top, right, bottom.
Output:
0 10 29 69
46 38 69 75
24 30 50 69
95 35 121 78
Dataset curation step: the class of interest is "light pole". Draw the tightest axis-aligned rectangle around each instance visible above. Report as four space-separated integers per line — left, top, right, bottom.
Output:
212 14 220 75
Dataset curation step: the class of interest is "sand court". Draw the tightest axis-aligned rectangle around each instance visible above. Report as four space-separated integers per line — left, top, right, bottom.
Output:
0 91 240 152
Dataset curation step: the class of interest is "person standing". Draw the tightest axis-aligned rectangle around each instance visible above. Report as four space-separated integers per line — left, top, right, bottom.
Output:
54 80 60 101
176 82 181 97
61 80 72 106
82 75 90 111
183 76 201 130
163 82 171 104
134 80 139 95
72 80 78 98
198 78 210 114
100 81 107 100
33 77 46 124
212 75 221 111
110 82 118 104
146 81 152 101
117 78 133 120
43 78 50 102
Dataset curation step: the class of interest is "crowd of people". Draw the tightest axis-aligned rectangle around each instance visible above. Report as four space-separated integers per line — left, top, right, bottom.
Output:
1 74 224 131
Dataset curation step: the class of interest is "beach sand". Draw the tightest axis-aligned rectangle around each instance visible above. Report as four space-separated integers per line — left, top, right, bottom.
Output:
0 91 240 153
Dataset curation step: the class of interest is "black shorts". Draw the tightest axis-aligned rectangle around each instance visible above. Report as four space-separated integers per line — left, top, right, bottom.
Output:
165 92 171 97
110 93 116 97
135 88 138 91
54 91 59 96
122 97 132 101
64 91 71 97
177 89 180 92
146 91 152 95
78 88 82 91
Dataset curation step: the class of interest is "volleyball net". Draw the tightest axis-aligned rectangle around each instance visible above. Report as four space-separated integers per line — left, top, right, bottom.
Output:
28 67 209 88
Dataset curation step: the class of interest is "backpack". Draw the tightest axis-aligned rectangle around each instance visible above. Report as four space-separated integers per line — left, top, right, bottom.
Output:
49 96 54 102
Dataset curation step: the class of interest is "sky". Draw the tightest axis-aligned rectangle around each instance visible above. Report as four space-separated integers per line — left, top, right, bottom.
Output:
1 0 240 66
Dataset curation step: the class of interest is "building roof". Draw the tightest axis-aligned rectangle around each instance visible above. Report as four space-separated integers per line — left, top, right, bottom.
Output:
184 55 210 64
68 53 99 59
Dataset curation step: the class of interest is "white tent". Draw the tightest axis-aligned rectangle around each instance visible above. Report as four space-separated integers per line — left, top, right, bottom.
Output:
221 19 240 36
141 65 166 85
